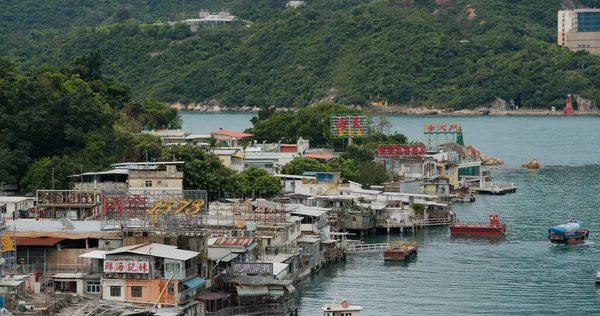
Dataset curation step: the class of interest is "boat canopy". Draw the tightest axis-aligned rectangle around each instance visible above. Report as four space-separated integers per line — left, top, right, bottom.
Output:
548 221 584 235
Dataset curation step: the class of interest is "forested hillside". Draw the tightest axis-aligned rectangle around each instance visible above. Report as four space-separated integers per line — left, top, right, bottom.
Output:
3 0 600 108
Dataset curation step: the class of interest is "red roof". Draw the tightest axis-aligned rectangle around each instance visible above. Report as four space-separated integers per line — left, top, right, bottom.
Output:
211 130 254 138
211 237 254 248
16 237 64 246
305 153 336 160
280 144 297 148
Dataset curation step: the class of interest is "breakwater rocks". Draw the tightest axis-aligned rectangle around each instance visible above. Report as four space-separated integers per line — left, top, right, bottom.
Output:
522 159 541 169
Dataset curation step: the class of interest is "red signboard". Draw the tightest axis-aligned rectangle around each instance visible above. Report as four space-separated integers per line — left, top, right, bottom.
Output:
377 145 426 157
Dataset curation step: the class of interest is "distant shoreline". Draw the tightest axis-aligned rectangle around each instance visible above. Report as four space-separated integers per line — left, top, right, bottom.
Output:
172 104 600 117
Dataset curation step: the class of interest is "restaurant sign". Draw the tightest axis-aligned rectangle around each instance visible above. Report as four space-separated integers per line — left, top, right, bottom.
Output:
231 263 274 275
378 145 427 157
104 260 150 273
330 115 370 138
423 123 461 135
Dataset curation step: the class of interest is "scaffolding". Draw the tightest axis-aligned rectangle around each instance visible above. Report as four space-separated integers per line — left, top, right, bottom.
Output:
100 189 208 233
36 190 100 220
0 214 17 272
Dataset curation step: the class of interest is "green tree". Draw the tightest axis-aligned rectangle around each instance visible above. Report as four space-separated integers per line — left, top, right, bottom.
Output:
161 145 238 200
280 157 324 175
356 161 390 189
238 167 282 198
20 156 79 194
326 158 360 183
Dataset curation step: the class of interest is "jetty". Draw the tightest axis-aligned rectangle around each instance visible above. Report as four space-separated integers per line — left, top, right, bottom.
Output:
470 182 517 195
346 243 389 253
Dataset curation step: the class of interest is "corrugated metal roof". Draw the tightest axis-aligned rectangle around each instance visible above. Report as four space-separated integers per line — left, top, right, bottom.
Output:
207 248 232 261
106 243 199 261
297 236 320 243
236 285 268 296
79 250 107 259
209 237 254 248
16 237 63 246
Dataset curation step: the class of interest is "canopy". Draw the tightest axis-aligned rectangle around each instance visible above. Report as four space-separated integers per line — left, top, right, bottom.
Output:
236 285 269 296
183 277 206 290
548 221 584 235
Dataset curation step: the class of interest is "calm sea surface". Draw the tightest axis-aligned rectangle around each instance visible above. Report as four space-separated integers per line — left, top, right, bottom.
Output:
181 112 600 315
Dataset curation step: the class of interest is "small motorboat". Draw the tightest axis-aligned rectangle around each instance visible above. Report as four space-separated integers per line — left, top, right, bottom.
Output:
322 299 362 316
595 272 600 285
383 241 418 261
548 220 589 245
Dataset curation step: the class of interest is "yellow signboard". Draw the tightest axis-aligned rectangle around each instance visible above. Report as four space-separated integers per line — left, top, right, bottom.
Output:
148 199 205 215
1 233 15 252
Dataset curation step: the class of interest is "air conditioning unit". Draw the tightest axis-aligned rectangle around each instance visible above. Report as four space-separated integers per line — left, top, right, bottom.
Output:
230 230 238 237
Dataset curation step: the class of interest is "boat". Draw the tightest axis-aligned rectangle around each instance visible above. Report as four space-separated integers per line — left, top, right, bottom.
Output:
450 214 506 237
322 299 362 316
595 272 600 284
548 220 589 245
451 192 476 203
383 241 418 261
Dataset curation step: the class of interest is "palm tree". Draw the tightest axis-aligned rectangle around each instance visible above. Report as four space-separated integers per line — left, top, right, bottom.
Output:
209 135 217 153
239 139 251 158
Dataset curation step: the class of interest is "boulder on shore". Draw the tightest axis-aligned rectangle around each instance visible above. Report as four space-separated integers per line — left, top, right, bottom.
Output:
522 159 540 169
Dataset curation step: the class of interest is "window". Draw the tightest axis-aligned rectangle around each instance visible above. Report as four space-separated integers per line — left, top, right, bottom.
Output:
87 281 100 293
166 262 181 272
144 180 153 188
131 286 142 297
168 283 174 295
110 286 121 297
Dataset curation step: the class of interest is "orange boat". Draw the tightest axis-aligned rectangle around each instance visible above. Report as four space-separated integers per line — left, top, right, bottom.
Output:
450 214 506 237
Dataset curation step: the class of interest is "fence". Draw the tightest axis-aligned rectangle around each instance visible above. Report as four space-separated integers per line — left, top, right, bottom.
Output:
206 298 296 316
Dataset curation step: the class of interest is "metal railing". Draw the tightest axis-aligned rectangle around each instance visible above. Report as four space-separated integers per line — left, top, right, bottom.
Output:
206 298 296 316
15 263 102 274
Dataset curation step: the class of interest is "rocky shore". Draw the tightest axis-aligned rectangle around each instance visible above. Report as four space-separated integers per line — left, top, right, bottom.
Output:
169 103 600 116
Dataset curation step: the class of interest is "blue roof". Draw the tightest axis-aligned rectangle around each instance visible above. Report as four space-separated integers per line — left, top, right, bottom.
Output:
548 221 584 235
183 277 206 290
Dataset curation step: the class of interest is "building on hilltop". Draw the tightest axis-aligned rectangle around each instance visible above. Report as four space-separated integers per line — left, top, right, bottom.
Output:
286 1 305 8
558 8 600 53
180 10 238 32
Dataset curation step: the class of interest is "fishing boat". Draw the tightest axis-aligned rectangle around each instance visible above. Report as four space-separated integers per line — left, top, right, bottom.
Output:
548 220 589 245
322 299 362 316
450 214 506 237
595 272 600 284
383 241 418 261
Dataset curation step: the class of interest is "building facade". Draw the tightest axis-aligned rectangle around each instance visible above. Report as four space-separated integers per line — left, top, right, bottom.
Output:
558 9 600 53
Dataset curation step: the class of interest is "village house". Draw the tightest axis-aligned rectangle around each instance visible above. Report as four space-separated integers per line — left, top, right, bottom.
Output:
0 196 35 220
101 243 205 307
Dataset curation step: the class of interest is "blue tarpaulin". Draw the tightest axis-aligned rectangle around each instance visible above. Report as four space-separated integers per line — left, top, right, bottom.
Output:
183 277 206 290
548 221 584 235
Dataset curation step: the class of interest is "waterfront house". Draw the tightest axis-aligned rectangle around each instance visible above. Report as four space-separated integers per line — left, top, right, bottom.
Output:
0 196 35 220
210 129 253 148
102 243 205 307
299 172 341 196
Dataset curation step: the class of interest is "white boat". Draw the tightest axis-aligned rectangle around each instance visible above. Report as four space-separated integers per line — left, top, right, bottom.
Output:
322 299 362 316
595 272 600 284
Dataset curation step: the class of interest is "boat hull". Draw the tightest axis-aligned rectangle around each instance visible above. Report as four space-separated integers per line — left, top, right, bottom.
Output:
384 246 417 261
549 230 589 245
450 224 506 237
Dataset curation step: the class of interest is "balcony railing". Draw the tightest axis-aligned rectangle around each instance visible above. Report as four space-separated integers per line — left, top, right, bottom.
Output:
15 263 103 274
206 298 296 316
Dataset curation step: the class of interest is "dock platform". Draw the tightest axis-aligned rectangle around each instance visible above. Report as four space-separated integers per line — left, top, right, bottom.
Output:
346 243 389 253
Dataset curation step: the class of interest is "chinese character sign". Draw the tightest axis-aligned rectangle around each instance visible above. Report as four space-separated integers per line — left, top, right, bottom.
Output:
231 263 274 275
330 115 370 138
423 124 461 135
104 260 150 273
0 233 15 253
377 145 426 157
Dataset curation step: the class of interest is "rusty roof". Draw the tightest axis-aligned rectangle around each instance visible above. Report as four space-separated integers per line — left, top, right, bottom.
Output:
210 237 255 248
305 153 336 160
16 237 64 247
211 130 254 138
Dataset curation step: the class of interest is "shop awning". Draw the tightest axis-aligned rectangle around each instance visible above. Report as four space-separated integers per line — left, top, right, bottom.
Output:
221 253 239 263
183 277 206 290
236 285 269 296
198 291 230 301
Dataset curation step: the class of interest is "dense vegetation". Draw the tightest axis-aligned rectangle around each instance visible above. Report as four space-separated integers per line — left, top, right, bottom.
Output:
3 0 600 109
0 52 179 192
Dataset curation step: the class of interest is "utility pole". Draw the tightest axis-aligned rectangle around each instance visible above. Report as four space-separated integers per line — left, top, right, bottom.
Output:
51 168 55 191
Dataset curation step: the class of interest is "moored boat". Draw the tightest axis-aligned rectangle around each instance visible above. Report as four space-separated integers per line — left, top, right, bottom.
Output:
383 241 418 261
595 272 600 284
548 220 589 245
450 214 506 237
322 299 362 316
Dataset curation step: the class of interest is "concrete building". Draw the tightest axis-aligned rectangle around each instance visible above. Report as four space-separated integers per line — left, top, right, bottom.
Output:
182 10 238 32
102 243 205 307
286 1 305 8
558 8 600 53
0 196 35 219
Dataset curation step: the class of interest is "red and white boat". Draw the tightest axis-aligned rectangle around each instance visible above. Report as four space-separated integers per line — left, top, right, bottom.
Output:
450 214 506 237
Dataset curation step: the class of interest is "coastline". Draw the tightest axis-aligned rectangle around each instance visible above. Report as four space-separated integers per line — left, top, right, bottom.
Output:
171 104 600 117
